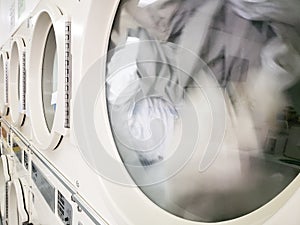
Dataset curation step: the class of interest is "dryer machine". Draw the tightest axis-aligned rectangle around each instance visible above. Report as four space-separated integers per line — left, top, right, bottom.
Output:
73 0 300 224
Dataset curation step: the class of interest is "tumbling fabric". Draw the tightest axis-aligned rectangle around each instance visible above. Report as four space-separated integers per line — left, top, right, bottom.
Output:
107 0 300 163
106 0 300 222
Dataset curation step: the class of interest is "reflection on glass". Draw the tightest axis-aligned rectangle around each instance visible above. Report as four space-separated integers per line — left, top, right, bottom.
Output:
42 26 58 132
106 0 300 222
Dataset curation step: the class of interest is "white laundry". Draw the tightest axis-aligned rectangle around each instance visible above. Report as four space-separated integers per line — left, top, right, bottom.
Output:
106 0 300 222
107 36 178 165
128 97 177 165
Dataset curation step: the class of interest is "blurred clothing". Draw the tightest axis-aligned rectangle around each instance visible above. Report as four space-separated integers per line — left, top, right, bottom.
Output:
106 0 300 221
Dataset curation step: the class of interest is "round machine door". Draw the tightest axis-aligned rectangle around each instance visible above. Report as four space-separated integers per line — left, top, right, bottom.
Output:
8 38 26 127
7 178 29 225
0 155 12 219
75 0 300 224
28 3 69 151
0 51 9 116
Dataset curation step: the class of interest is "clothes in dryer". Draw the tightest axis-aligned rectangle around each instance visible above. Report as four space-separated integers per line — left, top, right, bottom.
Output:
73 0 300 224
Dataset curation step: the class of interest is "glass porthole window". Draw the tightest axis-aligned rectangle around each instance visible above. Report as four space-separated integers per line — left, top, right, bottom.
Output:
9 42 21 103
41 26 58 132
105 0 300 222
9 40 26 126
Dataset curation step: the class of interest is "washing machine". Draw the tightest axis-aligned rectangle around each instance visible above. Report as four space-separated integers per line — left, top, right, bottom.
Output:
72 0 300 224
27 0 70 151
0 49 9 117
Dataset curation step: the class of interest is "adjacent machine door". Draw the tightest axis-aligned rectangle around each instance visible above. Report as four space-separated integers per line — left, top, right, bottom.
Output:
28 3 70 151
